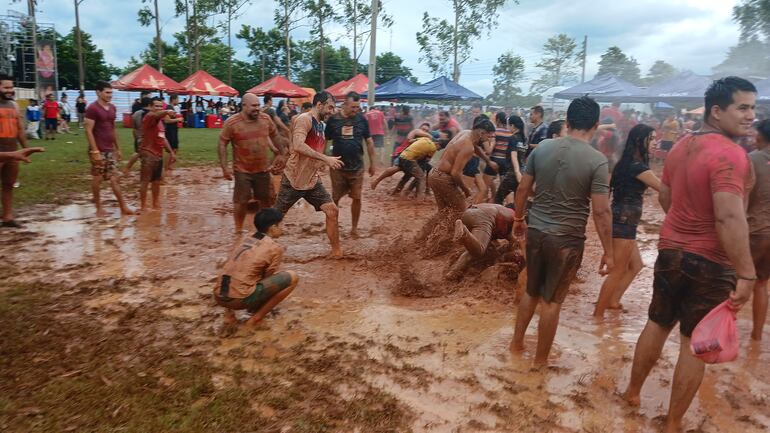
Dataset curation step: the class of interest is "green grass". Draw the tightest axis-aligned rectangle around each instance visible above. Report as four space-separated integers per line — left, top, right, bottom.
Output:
15 124 222 207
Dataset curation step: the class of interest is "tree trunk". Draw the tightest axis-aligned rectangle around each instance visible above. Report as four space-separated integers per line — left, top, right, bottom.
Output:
186 0 192 73
319 10 325 89
352 1 357 76
154 0 163 72
452 0 459 82
285 2 291 78
227 4 232 85
74 0 85 90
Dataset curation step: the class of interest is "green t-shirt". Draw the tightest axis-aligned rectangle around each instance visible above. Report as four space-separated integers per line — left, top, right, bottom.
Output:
525 137 610 239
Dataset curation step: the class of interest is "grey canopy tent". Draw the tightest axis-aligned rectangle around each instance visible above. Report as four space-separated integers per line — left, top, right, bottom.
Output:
553 74 644 102
400 76 483 101
641 71 713 104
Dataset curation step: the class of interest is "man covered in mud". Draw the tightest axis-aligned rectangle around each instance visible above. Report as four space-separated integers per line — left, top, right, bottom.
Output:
0 73 29 228
214 208 299 328
622 77 757 433
219 93 288 232
371 131 439 199
447 203 517 280
274 91 344 258
510 96 614 367
138 97 176 212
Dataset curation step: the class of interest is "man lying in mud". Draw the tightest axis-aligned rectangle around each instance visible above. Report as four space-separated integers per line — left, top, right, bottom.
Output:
214 208 300 328
510 96 614 367
447 203 517 280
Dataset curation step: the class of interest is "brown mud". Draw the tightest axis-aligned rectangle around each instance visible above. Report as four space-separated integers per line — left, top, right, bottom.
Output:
1 168 768 432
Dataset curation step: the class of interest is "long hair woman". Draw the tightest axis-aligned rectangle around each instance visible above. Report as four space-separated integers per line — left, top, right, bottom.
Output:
493 115 525 204
482 111 513 201
594 124 661 318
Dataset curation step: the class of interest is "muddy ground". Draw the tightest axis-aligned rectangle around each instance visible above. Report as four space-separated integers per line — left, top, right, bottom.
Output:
1 167 768 433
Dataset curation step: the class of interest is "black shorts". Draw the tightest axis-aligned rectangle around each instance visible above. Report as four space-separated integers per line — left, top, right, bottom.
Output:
166 124 179 150
648 249 736 337
483 157 509 176
139 151 163 182
525 228 585 304
45 118 57 130
750 234 770 280
274 175 333 214
463 156 480 177
372 135 385 148
612 203 642 240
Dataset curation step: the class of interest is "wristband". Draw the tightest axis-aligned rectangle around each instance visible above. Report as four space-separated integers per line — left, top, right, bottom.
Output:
513 215 526 222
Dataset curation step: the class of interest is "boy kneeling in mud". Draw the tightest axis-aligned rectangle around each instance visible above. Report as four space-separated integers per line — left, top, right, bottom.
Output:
214 208 299 327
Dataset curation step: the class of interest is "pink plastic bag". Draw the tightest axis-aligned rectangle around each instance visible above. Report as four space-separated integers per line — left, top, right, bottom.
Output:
690 300 739 364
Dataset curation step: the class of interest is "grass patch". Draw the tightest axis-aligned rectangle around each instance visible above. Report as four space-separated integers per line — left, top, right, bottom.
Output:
15 124 222 207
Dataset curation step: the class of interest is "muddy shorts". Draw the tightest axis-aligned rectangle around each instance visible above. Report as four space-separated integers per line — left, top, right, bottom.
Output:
463 156 480 177
330 169 364 202
750 234 770 280
483 157 508 176
648 249 736 337
90 152 117 180
612 203 642 240
215 271 293 313
274 175 333 214
428 168 468 213
460 206 496 256
398 158 425 181
525 228 585 304
494 170 519 205
233 171 272 206
372 135 385 148
139 151 163 183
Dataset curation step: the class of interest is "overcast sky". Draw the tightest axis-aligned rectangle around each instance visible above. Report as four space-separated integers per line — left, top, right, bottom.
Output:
11 0 741 95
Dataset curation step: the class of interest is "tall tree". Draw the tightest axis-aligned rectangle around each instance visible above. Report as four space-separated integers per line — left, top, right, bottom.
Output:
530 33 579 94
596 46 641 84
173 0 221 73
304 0 338 88
486 52 525 105
733 0 770 41
236 25 289 81
55 28 118 89
273 0 306 79
715 1 770 79
297 45 365 89
643 60 678 86
137 0 163 71
415 0 515 82
216 0 252 85
338 0 393 75
375 52 414 83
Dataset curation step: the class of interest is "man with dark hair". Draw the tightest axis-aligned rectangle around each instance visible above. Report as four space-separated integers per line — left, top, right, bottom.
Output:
219 93 288 232
301 102 313 112
214 208 300 329
392 105 414 157
261 94 290 139
138 97 177 212
84 80 133 217
124 97 152 174
622 77 757 433
510 96 613 367
325 91 375 237
749 119 770 341
274 90 344 258
526 105 547 157
0 73 29 227
42 93 59 140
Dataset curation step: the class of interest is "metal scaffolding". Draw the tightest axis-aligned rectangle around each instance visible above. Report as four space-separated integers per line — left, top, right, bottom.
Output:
0 10 56 89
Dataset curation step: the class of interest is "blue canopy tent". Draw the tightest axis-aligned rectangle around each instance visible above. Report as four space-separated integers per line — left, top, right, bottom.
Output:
640 71 712 104
400 76 483 101
553 74 644 102
756 79 770 104
359 76 419 100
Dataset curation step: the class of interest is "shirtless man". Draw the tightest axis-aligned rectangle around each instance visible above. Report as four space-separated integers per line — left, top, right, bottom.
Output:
448 203 516 279
219 93 288 232
0 73 29 227
274 91 344 258
214 208 299 328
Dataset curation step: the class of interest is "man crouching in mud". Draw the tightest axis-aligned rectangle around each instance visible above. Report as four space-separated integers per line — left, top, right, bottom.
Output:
214 208 299 329
509 96 614 367
447 203 517 280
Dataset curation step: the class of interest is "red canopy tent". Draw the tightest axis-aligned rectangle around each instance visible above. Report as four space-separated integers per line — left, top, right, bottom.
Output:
247 76 310 98
112 64 186 93
179 70 238 96
327 73 377 99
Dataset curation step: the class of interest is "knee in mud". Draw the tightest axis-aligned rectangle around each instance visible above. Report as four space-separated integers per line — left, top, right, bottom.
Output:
321 203 339 220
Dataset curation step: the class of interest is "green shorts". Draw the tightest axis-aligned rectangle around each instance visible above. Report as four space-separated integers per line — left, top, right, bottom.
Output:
214 271 293 313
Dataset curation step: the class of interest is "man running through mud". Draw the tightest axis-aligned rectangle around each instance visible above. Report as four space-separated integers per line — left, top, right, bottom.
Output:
219 93 288 232
0 73 29 228
214 208 299 329
324 92 375 238
510 96 614 367
274 91 344 258
84 80 134 217
447 203 516 280
622 77 756 433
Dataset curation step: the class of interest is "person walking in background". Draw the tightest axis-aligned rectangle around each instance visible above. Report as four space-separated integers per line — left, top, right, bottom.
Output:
164 94 181 175
365 105 387 165
42 93 59 140
660 113 680 151
747 119 770 340
58 93 72 134
25 99 41 140
75 93 87 129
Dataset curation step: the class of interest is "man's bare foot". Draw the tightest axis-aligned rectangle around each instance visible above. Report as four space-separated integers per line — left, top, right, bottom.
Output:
621 390 641 407
453 219 465 242
95 208 108 217
509 340 525 352
223 310 238 326
350 229 359 239
533 357 548 368
328 248 343 259
751 331 763 341
664 418 683 433
608 303 624 310
245 316 270 329
120 207 135 216
138 207 148 214
370 180 378 190
152 202 161 209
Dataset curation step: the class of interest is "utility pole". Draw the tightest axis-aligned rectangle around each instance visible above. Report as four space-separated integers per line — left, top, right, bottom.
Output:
28 0 39 95
74 0 85 91
580 35 587 84
366 0 378 105
153 0 163 73
261 52 265 82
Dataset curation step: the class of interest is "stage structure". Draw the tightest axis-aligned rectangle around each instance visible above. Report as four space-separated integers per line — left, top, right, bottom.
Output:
0 10 57 99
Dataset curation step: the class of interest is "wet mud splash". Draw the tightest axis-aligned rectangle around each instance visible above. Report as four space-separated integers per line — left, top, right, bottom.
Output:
1 168 768 432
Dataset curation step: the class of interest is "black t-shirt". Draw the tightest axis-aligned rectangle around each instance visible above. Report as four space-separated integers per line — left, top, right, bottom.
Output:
526 122 548 157
75 100 86 113
325 112 371 172
611 161 649 207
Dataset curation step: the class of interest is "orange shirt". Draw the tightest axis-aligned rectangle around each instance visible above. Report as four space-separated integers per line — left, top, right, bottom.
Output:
284 112 327 190
217 235 284 298
220 112 278 173
0 100 20 151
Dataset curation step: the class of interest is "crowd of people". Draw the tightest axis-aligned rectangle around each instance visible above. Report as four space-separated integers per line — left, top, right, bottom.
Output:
1 69 769 433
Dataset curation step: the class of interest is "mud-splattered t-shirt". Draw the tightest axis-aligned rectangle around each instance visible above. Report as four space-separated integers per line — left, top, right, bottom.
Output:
217 235 284 298
283 112 327 190
0 100 20 151
220 112 278 174
659 132 752 265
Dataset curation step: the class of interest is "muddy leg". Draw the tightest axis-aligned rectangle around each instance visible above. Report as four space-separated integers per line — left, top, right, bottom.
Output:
321 202 342 258
1 162 18 222
623 320 673 406
123 153 140 174
110 175 134 215
752 279 768 340
139 180 150 212
371 166 399 190
534 301 562 366
246 271 299 326
151 181 161 208
511 291 538 352
609 244 644 309
594 239 634 318
234 203 248 232
91 175 106 217
665 335 704 433
351 198 361 237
